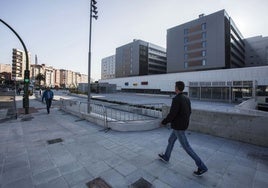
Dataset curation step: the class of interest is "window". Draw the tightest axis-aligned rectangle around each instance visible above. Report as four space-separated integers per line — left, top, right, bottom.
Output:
202 32 206 39
202 41 206 48
201 23 206 30
184 54 188 60
141 81 148 85
202 59 206 66
202 50 206 57
184 37 188 43
184 45 188 51
125 82 129 86
184 28 188 35
184 62 188 68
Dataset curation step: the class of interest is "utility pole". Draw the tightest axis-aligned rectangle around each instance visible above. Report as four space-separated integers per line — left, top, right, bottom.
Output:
88 0 98 113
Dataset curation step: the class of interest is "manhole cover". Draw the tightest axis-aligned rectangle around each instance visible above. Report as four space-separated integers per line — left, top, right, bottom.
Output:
130 178 153 188
47 138 63 145
86 177 112 188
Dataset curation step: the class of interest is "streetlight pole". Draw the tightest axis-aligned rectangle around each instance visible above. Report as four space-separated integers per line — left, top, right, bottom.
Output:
0 19 30 114
87 0 98 113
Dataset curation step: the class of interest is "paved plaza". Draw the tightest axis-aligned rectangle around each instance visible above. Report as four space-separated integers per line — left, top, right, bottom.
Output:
0 95 268 188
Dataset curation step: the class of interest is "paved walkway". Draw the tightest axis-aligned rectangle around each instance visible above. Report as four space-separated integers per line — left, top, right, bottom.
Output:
0 96 267 188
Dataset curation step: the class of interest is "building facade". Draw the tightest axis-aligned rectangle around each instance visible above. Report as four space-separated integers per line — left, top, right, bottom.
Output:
101 55 115 80
167 10 245 73
12 48 31 80
115 39 166 78
244 36 268 67
0 64 12 73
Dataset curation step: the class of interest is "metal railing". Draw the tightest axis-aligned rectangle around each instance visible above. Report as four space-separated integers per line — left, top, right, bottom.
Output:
59 98 165 124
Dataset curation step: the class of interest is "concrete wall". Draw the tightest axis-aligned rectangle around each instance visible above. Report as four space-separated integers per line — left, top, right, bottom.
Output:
189 109 268 147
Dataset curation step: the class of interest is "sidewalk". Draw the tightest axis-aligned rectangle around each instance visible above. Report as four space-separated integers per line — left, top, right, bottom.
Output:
0 97 267 188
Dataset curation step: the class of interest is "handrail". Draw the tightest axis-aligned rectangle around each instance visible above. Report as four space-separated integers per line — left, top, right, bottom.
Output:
59 98 164 125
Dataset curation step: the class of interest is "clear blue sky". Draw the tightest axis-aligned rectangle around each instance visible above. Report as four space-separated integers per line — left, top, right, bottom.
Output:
1 0 268 80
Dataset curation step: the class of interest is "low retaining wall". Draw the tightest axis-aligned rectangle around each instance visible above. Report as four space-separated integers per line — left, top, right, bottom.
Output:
189 109 268 147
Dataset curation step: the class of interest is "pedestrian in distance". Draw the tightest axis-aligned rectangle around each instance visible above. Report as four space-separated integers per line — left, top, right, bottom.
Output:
42 87 54 114
159 81 208 176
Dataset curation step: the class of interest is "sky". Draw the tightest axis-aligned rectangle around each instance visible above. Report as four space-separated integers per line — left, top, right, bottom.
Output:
1 0 268 80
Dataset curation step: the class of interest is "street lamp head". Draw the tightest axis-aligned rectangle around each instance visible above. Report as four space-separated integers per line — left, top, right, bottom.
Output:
92 15 98 20
92 0 97 5
93 10 98 15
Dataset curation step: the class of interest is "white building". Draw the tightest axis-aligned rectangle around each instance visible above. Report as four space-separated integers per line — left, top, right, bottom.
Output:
100 66 268 103
101 55 116 80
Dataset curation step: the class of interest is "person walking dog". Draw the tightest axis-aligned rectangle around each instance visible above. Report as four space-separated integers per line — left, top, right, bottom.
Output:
42 87 54 114
159 81 208 176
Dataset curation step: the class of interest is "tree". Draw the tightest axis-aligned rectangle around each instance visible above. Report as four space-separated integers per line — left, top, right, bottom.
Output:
35 73 45 87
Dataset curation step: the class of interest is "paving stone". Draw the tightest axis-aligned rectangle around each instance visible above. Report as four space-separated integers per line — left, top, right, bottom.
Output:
1 166 31 186
63 168 93 187
35 177 69 188
126 168 156 186
85 161 111 177
114 161 137 176
253 170 268 186
58 161 83 175
30 159 55 175
152 179 173 188
32 168 61 185
2 176 33 188
100 169 128 188
3 160 29 173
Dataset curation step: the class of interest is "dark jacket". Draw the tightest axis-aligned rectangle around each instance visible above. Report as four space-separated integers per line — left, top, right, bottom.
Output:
162 93 191 130
42 90 54 102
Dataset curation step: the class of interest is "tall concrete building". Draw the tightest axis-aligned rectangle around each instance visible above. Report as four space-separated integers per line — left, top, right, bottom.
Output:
244 36 268 67
12 48 31 80
101 55 115 80
115 39 166 78
167 10 245 73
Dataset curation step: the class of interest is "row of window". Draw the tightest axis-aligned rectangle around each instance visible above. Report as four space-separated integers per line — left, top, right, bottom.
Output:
184 50 206 60
184 41 206 52
184 23 206 34
184 32 206 43
184 59 206 68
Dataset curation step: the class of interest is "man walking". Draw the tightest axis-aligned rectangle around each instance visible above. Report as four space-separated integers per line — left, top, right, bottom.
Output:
42 87 54 114
159 81 208 176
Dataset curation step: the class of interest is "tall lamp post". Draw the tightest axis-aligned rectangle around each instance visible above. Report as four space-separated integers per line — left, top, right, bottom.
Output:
0 19 30 114
88 0 98 113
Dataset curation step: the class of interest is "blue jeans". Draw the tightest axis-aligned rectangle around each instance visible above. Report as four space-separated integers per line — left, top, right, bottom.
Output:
46 99 52 113
164 130 207 171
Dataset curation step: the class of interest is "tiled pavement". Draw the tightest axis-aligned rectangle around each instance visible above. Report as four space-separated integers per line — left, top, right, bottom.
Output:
0 97 268 188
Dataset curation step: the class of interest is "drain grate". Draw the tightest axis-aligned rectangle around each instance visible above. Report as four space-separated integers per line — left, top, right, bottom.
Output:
130 178 153 188
86 177 112 188
47 138 63 145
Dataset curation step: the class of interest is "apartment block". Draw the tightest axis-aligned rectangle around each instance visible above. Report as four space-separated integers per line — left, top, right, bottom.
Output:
101 55 115 80
12 48 31 80
0 64 11 73
115 39 166 78
167 10 245 73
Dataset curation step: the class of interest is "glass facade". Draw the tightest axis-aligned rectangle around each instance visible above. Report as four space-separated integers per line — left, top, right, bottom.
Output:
189 80 254 102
